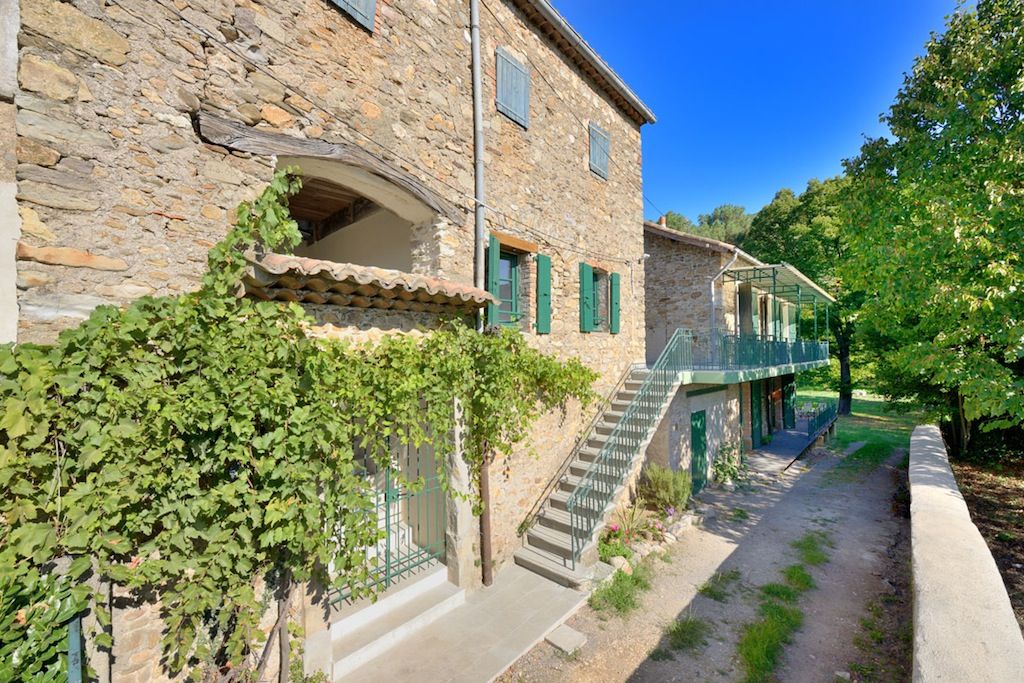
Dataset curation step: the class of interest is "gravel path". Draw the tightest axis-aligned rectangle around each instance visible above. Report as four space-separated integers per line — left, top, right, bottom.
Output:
498 445 907 683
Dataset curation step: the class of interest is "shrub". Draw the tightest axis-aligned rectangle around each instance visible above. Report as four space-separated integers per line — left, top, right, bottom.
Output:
712 442 745 483
666 614 713 652
588 561 654 615
598 539 633 563
638 463 692 512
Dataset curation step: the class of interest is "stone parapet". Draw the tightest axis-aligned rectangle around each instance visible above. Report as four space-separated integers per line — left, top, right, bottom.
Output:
909 424 1024 682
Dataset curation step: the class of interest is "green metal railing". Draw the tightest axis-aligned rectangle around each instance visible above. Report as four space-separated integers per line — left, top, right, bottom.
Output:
697 333 829 370
565 329 693 567
561 329 831 567
334 442 446 603
807 399 838 438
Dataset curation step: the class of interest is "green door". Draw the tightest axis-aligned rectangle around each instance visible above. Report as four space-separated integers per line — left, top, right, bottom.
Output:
751 381 763 449
691 410 708 494
783 382 796 429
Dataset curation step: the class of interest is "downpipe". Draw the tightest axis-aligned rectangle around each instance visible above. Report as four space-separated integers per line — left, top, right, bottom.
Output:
470 0 493 587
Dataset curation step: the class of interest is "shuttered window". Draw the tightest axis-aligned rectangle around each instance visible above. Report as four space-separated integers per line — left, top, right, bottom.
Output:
330 0 376 32
486 235 522 327
496 47 530 129
589 123 610 179
535 254 552 334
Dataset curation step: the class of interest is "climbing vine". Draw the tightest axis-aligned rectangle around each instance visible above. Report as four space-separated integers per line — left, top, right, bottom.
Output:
0 170 596 681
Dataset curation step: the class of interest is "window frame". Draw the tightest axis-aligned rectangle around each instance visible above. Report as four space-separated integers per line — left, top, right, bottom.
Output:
494 249 522 327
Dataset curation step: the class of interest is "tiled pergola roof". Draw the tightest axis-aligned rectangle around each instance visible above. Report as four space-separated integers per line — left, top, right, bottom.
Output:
243 252 495 314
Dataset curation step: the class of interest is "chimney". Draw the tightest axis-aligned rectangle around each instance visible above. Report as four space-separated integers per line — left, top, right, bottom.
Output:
658 215 667 227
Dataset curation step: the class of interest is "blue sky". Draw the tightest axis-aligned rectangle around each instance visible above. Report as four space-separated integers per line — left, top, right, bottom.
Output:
551 0 958 221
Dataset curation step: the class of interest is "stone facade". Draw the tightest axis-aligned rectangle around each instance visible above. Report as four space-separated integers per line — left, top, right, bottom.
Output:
645 383 742 480
4 0 650 677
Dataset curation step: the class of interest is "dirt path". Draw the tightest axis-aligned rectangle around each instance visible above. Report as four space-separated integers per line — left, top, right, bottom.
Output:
499 447 909 683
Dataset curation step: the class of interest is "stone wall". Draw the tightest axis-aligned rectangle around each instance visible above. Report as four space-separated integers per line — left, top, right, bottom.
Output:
908 424 1024 681
645 383 741 481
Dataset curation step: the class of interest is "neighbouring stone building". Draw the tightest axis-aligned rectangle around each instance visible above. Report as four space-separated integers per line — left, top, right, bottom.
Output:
642 219 834 487
0 0 657 678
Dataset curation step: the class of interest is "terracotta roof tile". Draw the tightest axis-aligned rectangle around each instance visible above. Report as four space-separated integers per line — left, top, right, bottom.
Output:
243 252 495 314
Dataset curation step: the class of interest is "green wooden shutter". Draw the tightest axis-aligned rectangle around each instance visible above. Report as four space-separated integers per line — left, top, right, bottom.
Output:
589 123 610 179
496 47 529 128
535 253 551 334
579 262 594 332
609 271 620 334
486 234 500 325
331 0 377 32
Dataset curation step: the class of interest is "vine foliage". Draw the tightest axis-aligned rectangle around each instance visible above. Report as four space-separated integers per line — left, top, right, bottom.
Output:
0 170 596 680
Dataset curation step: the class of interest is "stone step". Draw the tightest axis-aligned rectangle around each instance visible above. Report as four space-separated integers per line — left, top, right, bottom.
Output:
548 487 614 513
536 506 573 534
525 524 574 559
330 576 464 681
512 546 588 588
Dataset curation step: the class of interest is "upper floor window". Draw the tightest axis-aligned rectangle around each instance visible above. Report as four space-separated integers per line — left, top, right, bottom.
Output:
496 47 530 129
589 123 610 179
330 0 376 33
579 263 620 334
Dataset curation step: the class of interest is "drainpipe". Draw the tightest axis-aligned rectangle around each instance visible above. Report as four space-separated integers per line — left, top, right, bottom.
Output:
709 250 738 363
470 0 493 587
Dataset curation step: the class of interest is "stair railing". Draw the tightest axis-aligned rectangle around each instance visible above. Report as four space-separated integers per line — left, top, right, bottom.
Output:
516 362 640 537
565 328 694 566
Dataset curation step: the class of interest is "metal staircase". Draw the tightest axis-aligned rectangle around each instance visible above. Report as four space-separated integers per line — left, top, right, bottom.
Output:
514 329 694 586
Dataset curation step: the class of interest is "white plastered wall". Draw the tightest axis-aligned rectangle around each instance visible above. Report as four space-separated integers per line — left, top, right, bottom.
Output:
295 208 414 272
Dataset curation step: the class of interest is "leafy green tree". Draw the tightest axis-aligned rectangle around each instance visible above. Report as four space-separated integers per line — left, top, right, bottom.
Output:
843 0 1024 451
663 210 696 232
696 204 753 243
745 178 861 414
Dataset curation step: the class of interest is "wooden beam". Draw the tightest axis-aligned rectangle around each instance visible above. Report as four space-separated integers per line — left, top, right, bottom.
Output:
196 112 461 222
490 229 539 254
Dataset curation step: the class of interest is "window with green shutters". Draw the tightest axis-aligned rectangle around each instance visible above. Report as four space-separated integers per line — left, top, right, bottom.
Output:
486 235 522 327
589 123 610 179
579 264 620 334
535 254 551 334
329 0 376 32
496 47 529 129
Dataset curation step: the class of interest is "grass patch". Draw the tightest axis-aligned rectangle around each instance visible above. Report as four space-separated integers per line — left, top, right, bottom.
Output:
791 531 832 566
649 647 674 661
665 614 713 652
737 600 805 683
799 392 922 483
782 564 815 592
589 561 653 615
730 507 750 521
759 582 800 603
698 568 741 602
598 539 633 564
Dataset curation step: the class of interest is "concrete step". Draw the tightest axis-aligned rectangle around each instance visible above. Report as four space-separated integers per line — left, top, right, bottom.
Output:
513 546 588 588
525 524 574 559
330 574 465 681
559 470 624 493
536 506 573 534
567 459 621 482
548 487 613 513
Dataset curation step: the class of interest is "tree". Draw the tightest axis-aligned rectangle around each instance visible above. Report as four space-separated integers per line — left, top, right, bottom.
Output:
745 178 861 414
663 210 697 232
696 204 753 243
843 0 1024 452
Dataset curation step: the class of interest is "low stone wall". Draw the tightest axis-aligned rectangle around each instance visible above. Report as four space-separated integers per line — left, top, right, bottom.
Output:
908 424 1024 681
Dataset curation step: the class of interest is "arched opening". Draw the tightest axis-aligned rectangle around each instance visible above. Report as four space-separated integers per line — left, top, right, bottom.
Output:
279 156 438 273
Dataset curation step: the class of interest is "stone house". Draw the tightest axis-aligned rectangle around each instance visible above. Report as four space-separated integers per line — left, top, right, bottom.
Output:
642 219 834 489
0 0 658 678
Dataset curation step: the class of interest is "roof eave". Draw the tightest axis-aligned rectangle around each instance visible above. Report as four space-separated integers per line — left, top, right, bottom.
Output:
515 0 656 125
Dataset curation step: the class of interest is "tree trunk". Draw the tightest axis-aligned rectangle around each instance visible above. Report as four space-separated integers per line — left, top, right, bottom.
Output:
278 572 291 683
836 324 853 415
